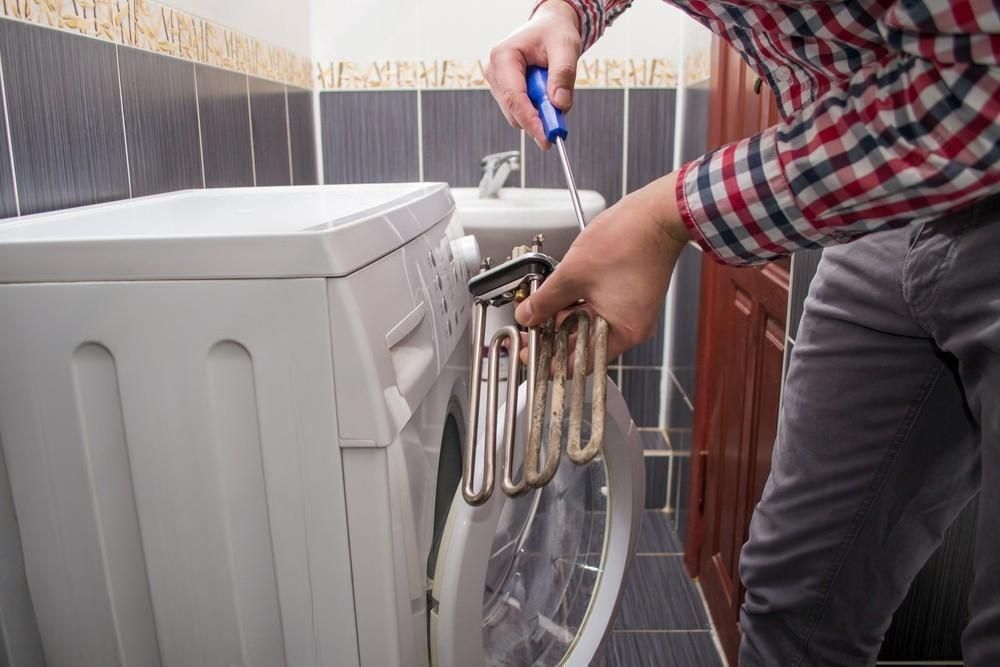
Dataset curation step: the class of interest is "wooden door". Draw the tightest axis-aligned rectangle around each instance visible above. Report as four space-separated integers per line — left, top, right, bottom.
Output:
684 36 788 666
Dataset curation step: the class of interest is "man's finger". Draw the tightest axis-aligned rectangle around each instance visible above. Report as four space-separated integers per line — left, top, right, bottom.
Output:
514 269 583 327
490 50 546 145
545 36 579 110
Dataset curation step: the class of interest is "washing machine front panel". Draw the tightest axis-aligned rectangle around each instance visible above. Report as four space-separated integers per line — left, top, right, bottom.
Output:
341 339 469 667
430 379 644 667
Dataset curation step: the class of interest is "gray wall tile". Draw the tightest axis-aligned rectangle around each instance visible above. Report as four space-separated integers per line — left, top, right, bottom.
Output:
640 429 669 451
421 90 519 187
0 74 15 218
118 47 202 197
666 428 691 454
670 452 691 538
621 367 661 427
666 244 703 368
622 304 665 366
195 64 254 188
679 81 710 163
321 91 418 184
0 20 128 214
788 248 823 340
665 371 693 429
626 88 676 192
287 86 318 185
645 456 669 510
249 77 291 186
524 89 624 205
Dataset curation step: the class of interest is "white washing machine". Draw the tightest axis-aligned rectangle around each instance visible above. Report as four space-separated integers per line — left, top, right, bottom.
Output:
0 184 644 666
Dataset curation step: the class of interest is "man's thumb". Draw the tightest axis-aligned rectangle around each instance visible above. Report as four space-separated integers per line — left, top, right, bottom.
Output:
514 271 579 326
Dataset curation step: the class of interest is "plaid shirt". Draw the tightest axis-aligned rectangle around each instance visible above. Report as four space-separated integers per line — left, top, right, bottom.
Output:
561 0 1000 265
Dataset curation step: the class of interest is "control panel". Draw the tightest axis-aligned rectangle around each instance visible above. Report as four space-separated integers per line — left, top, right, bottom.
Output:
417 215 479 366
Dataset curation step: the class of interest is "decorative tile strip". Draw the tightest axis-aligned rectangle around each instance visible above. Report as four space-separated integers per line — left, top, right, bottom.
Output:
316 55 711 91
0 0 313 88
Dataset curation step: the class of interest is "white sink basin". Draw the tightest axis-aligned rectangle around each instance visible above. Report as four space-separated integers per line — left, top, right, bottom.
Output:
451 187 606 262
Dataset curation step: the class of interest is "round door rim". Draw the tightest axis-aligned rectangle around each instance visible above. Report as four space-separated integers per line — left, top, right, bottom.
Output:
430 378 644 667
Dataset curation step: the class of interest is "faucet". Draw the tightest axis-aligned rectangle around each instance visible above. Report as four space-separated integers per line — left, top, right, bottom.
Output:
478 151 520 198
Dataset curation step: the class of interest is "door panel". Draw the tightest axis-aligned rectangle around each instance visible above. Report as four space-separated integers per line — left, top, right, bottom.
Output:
684 35 787 667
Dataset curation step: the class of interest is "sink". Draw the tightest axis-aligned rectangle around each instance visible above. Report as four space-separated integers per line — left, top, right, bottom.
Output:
451 187 606 262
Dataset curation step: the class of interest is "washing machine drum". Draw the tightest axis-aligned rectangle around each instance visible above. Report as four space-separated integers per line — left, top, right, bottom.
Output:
430 379 644 666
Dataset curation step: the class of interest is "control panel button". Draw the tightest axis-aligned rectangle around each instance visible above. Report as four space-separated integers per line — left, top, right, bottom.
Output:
449 235 481 274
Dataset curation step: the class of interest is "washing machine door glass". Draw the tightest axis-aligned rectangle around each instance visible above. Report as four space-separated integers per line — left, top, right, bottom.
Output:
430 379 644 667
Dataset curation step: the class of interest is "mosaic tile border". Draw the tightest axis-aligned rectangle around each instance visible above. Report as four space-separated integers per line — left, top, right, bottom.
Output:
0 0 312 88
316 52 711 91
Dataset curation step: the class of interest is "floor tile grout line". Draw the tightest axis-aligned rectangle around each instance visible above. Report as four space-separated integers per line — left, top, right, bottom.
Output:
611 629 712 634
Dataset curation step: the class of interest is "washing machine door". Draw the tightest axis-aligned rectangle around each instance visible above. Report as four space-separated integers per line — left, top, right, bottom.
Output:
430 378 643 666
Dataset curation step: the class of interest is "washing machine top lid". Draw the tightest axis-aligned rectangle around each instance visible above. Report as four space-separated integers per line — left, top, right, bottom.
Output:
0 184 454 282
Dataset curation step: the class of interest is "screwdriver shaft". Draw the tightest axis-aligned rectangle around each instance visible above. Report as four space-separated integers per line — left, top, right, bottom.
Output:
555 137 587 232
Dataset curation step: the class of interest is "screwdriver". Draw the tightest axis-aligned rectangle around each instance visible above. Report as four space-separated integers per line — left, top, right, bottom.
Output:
525 66 588 232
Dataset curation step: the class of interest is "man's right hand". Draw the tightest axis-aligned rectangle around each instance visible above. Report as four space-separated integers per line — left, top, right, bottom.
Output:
485 1 582 149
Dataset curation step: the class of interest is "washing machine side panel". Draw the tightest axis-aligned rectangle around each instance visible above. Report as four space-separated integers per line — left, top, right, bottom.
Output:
0 279 359 667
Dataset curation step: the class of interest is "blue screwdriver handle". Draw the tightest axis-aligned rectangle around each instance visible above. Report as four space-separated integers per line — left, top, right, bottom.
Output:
525 66 568 143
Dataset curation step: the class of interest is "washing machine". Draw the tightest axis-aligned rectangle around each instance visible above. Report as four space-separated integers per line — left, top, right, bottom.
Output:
0 183 644 666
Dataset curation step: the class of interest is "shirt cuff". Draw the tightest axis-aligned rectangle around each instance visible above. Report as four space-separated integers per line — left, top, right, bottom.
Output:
676 127 823 266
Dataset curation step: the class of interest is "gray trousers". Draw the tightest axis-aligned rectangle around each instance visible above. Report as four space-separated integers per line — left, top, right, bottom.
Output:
738 195 1000 667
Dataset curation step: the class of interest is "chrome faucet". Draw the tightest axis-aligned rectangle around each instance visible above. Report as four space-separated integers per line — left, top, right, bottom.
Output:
478 151 520 198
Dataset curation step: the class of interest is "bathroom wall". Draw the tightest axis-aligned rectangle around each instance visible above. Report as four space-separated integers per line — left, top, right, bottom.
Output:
0 2 318 220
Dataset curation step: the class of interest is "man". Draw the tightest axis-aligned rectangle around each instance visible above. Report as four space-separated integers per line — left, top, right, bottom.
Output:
486 1 999 664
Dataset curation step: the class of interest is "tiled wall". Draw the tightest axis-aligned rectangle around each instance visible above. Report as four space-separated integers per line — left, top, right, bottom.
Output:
319 85 704 510
0 17 318 219
784 247 978 663
657 82 708 537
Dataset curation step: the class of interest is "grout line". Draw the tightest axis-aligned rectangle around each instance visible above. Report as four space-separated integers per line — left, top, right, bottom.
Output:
113 45 133 198
666 448 675 511
0 48 21 216
416 88 424 181
245 75 257 186
635 551 684 557
519 130 526 188
612 629 712 634
283 85 294 184
668 369 695 411
312 89 324 184
620 87 629 198
192 64 207 188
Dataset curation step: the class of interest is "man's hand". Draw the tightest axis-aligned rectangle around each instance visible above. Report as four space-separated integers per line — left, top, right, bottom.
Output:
485 1 582 149
515 172 691 367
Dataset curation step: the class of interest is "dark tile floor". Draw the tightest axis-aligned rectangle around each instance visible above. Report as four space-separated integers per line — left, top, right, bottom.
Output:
593 510 725 666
